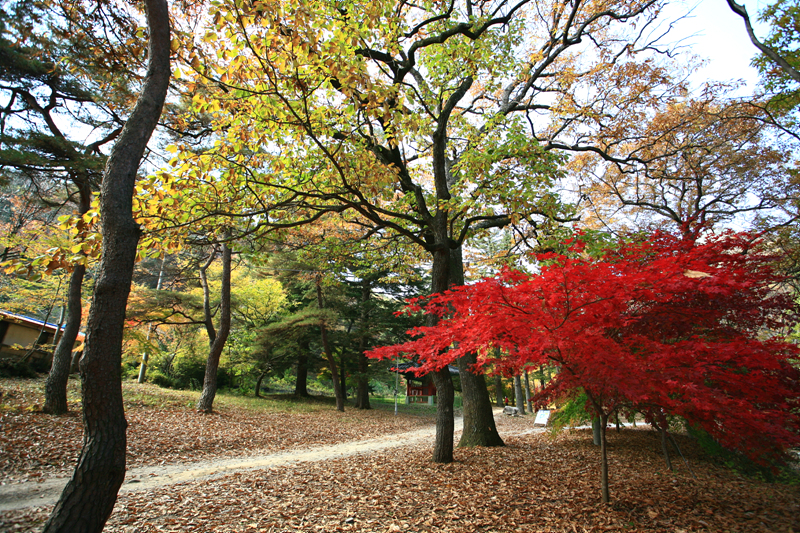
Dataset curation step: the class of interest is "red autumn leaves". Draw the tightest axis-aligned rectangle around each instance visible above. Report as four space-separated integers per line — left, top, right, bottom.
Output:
368 231 800 463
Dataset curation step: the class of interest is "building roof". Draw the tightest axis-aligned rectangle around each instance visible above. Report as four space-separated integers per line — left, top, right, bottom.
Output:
0 310 85 341
392 361 459 379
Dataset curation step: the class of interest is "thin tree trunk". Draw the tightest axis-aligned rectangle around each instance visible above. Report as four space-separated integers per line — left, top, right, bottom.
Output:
41 0 169 529
523 369 533 412
494 375 503 407
197 243 232 413
51 305 65 354
43 264 85 415
198 249 218 344
600 411 610 504
294 341 310 397
316 276 344 412
513 375 526 415
254 372 265 398
592 416 601 445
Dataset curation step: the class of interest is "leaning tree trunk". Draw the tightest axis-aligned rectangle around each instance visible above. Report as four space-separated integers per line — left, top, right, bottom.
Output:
41 1 170 530
451 248 504 447
254 372 265 398
197 243 232 413
43 242 87 415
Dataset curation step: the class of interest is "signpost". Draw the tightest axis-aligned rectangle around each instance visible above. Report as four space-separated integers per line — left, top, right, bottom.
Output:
534 409 551 427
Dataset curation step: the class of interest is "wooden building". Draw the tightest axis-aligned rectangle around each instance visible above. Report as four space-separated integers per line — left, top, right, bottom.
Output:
0 310 84 366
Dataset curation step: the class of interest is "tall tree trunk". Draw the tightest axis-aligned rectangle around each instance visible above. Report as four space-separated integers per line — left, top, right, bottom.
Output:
41 1 169 530
294 340 310 397
316 276 344 412
513 375 526 415
354 351 371 409
451 248 504 447
494 375 503 407
523 369 533 412
197 244 232 413
431 366 455 463
592 416 601 445
43 264 85 415
428 242 455 463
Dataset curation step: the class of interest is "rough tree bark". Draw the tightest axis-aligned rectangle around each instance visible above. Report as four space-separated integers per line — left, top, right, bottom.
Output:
41 0 170 529
431 366 455 463
426 236 456 462
452 248 504 447
316 275 344 412
196 243 232 413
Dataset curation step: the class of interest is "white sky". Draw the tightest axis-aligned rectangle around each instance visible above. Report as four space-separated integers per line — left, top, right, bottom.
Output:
666 0 773 90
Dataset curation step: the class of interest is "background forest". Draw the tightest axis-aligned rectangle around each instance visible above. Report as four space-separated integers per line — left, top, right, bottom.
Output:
0 0 799 529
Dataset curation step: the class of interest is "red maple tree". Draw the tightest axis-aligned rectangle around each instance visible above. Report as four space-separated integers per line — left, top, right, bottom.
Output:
367 231 800 502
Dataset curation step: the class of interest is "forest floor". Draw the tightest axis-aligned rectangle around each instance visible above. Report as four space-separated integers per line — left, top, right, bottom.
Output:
1 378 799 532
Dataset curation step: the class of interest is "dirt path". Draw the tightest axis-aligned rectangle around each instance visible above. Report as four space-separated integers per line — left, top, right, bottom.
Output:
0 409 548 513
0 416 446 512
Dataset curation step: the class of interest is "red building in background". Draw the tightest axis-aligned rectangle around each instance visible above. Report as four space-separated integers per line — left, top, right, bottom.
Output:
394 362 458 404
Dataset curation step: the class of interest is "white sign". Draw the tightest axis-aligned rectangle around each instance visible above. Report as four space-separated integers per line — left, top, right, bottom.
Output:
534 409 551 426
